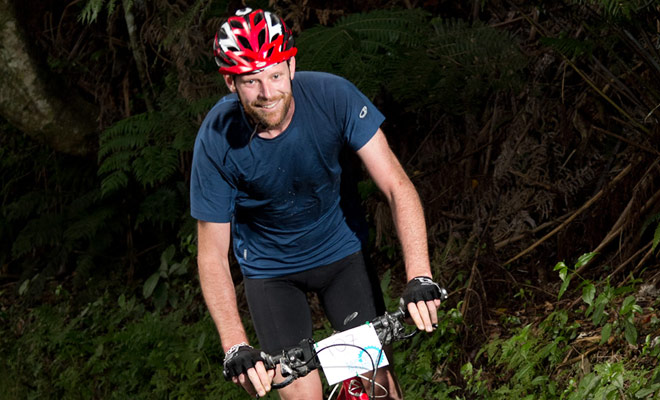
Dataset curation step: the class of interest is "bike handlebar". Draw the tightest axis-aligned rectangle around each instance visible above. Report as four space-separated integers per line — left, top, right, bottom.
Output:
261 307 414 390
261 288 449 390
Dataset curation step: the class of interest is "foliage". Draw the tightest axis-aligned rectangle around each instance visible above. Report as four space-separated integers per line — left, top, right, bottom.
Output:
570 0 660 19
296 9 527 115
0 124 120 291
0 285 249 400
79 0 120 23
142 235 197 310
295 8 430 97
456 255 660 399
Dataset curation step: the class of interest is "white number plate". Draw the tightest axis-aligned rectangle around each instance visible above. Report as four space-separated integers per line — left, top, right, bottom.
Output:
314 324 389 385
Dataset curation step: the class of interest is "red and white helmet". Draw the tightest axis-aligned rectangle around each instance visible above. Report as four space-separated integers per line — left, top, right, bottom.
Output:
213 8 297 75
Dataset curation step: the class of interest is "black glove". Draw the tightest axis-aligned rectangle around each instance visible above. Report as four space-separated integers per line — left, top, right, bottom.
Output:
400 276 447 307
222 343 264 380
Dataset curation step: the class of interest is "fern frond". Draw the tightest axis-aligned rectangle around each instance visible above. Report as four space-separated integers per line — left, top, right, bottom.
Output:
100 170 129 196
64 207 115 242
136 188 180 228
570 0 653 19
98 150 135 175
5 192 46 221
12 215 64 258
79 0 119 24
98 114 156 160
387 18 527 115
132 147 180 188
79 0 106 24
296 9 430 74
540 36 594 59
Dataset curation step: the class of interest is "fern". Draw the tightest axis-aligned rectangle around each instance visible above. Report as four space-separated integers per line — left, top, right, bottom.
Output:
98 100 200 195
11 214 64 258
389 18 527 115
135 188 181 229
79 0 119 24
296 8 430 97
540 35 595 59
570 0 658 19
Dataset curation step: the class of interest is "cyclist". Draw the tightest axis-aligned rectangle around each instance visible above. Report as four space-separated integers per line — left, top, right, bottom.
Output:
190 8 445 400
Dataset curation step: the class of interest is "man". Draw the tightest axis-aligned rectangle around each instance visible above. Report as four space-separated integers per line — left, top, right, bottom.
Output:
190 8 444 399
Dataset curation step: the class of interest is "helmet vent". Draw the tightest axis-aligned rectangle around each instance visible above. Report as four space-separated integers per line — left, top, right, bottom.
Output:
258 30 266 49
237 36 252 51
253 11 264 25
230 19 243 29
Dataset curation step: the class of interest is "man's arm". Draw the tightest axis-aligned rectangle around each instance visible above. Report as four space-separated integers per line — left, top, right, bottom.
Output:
197 221 273 396
356 129 442 331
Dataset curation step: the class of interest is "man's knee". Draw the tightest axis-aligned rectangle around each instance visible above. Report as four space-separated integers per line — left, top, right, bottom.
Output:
274 370 324 400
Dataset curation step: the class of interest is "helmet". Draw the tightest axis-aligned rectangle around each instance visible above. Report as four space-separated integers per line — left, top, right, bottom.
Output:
213 8 297 75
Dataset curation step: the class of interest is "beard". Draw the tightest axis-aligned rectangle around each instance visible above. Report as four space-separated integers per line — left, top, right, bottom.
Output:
242 91 293 131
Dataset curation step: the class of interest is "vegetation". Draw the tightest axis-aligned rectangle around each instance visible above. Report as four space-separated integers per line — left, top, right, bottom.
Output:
2 0 660 398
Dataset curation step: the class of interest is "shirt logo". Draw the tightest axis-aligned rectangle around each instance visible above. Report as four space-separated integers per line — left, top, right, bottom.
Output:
359 106 368 119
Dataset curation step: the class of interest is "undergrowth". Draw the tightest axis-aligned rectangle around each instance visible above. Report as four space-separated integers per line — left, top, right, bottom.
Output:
3 253 660 399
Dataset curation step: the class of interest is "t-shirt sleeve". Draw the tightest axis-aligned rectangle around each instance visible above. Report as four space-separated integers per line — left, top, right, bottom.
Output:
334 78 385 151
189 128 236 223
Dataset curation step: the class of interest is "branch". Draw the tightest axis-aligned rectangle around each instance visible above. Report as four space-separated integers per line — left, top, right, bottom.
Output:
123 0 154 112
504 164 633 266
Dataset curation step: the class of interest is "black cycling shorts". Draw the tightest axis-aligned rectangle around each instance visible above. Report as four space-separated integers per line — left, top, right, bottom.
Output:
243 250 385 353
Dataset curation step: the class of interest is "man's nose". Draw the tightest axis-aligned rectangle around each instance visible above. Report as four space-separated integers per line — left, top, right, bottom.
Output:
259 82 273 99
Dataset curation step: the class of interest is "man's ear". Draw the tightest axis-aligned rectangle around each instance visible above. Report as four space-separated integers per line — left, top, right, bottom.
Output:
288 57 296 80
223 75 236 92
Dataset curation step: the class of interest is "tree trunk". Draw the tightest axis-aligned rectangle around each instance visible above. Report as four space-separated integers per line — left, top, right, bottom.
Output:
0 0 97 156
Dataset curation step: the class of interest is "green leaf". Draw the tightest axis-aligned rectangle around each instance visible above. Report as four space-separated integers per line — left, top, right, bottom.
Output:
153 283 169 310
593 297 607 326
600 323 612 345
554 261 568 281
620 295 636 315
18 279 30 296
624 321 638 345
582 283 596 306
558 276 571 300
143 272 160 298
653 222 660 252
575 252 597 268
636 384 660 398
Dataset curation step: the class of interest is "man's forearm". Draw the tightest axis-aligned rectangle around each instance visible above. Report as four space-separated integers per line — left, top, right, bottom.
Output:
388 181 432 281
198 259 249 352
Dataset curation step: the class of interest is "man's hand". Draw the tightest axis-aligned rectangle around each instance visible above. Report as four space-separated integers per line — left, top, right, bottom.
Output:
223 343 275 397
400 276 448 332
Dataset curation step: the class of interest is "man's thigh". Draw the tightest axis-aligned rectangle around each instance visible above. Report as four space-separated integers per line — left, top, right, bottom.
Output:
315 251 385 331
243 251 386 352
244 275 313 353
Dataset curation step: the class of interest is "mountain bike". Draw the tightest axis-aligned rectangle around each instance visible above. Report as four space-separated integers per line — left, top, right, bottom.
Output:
261 288 448 400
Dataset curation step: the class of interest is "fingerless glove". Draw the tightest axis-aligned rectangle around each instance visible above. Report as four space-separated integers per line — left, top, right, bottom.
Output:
222 343 264 380
400 276 447 306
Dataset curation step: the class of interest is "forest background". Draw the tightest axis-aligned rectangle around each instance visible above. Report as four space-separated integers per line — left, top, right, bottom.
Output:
2 0 660 398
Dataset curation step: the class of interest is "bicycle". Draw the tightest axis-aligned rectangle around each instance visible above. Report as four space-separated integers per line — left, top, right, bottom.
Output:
261 288 448 400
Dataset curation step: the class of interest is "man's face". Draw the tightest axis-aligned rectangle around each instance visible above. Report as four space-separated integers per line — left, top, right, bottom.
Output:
225 59 296 132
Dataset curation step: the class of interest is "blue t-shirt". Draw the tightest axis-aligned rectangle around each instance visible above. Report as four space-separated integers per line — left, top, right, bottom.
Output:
190 71 385 278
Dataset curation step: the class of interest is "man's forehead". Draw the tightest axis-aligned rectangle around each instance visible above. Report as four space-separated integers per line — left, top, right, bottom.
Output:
236 61 289 79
